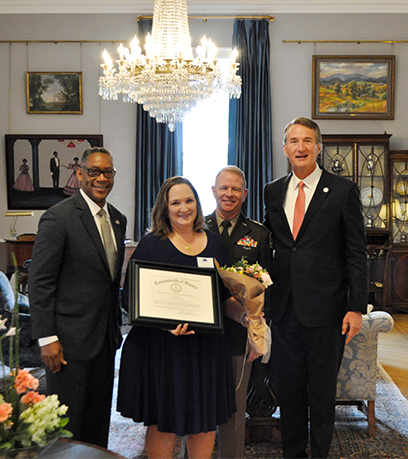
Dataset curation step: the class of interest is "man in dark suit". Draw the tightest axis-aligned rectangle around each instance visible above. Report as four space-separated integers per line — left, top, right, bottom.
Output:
50 151 60 188
264 118 368 458
29 147 127 448
205 166 272 459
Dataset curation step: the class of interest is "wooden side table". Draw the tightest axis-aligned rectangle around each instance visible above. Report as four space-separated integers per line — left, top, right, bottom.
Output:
0 239 35 279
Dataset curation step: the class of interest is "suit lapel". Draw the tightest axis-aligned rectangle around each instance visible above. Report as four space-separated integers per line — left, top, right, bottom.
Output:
276 175 293 240
108 204 125 279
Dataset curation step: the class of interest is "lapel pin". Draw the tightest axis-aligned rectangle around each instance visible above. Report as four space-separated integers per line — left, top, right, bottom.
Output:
323 187 329 193
115 220 120 225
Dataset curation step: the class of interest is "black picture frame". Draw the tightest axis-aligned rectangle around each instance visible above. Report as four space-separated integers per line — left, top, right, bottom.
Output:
5 134 103 210
312 55 395 120
128 259 223 333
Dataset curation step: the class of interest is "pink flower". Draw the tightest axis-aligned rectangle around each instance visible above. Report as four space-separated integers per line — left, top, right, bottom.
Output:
0 402 13 423
21 391 46 406
14 369 39 394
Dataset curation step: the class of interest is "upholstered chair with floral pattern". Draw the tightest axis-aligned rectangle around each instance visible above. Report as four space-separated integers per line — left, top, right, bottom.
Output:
336 305 394 436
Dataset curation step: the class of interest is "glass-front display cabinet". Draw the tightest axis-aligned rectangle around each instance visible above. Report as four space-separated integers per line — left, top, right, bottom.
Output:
320 134 392 245
389 150 408 244
383 150 408 312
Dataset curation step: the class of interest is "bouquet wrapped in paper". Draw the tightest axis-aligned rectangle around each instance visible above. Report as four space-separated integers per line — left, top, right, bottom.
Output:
215 257 272 363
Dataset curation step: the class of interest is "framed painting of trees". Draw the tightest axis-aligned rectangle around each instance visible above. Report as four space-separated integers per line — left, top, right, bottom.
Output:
312 56 395 120
26 72 83 114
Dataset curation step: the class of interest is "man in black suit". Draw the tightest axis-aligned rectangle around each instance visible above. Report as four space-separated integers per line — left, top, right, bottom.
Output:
205 166 272 459
50 151 60 188
29 147 127 448
264 118 368 458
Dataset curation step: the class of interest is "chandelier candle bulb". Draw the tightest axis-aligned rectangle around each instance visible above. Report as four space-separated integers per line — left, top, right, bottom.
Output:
231 48 238 63
102 49 112 66
130 36 142 58
118 44 124 60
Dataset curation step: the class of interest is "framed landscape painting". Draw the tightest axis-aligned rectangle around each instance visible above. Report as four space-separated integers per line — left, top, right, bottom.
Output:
27 72 83 114
312 56 395 119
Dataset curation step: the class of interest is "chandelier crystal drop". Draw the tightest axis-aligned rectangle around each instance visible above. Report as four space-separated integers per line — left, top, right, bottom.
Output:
98 0 242 132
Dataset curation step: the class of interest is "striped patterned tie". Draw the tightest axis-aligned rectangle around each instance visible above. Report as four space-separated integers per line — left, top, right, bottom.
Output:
98 208 116 278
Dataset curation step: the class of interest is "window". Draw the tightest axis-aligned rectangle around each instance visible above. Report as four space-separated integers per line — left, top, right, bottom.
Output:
182 58 230 215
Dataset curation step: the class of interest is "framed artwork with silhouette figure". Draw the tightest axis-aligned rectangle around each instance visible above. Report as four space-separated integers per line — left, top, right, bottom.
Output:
5 134 103 210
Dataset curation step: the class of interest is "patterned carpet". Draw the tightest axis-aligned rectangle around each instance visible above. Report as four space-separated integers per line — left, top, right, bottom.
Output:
108 361 408 459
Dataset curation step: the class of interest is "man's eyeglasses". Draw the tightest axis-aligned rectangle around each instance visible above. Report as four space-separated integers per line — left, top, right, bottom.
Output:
81 166 116 178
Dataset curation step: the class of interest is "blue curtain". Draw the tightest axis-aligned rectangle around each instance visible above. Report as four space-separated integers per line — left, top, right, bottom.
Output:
228 19 272 222
133 20 183 241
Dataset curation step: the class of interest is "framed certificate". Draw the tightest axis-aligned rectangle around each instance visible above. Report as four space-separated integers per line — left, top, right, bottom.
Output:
128 259 223 333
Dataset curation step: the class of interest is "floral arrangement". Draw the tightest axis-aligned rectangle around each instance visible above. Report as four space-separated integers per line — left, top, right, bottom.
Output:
216 257 272 363
0 263 72 453
221 257 272 288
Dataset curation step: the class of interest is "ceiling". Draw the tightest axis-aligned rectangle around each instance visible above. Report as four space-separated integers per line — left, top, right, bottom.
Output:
0 0 408 15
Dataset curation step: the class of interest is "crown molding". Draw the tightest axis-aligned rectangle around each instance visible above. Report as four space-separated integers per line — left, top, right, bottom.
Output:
0 0 408 15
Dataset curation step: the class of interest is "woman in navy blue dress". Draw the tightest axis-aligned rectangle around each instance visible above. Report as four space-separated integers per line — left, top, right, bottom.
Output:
118 177 247 459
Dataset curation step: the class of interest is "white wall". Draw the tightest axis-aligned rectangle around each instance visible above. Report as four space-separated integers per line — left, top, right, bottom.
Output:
1 13 408 239
0 15 140 239
270 14 408 175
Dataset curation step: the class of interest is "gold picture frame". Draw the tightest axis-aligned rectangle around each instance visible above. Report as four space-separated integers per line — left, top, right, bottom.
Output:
26 72 83 114
312 55 395 120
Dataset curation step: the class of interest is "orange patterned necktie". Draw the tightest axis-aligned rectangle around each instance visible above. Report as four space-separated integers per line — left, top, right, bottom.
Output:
293 181 305 240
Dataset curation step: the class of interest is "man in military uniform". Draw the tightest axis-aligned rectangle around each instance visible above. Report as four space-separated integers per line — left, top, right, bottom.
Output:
205 165 272 459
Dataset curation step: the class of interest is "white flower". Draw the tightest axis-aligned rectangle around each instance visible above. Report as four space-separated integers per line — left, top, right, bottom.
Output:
19 394 69 447
261 272 272 287
6 327 16 337
0 317 8 331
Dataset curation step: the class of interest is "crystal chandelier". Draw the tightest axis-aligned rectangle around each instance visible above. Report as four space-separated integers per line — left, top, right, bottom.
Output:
98 0 242 132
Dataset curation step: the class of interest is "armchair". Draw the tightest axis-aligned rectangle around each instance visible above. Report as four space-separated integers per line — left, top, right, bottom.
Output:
336 306 394 436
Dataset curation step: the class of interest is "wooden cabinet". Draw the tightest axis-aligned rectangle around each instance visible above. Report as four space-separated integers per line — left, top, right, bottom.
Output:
320 134 392 245
383 246 408 312
389 150 408 244
382 151 408 312
320 134 393 309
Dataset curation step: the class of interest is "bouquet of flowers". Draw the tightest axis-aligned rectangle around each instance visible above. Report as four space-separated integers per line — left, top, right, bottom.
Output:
0 265 72 454
216 257 272 363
